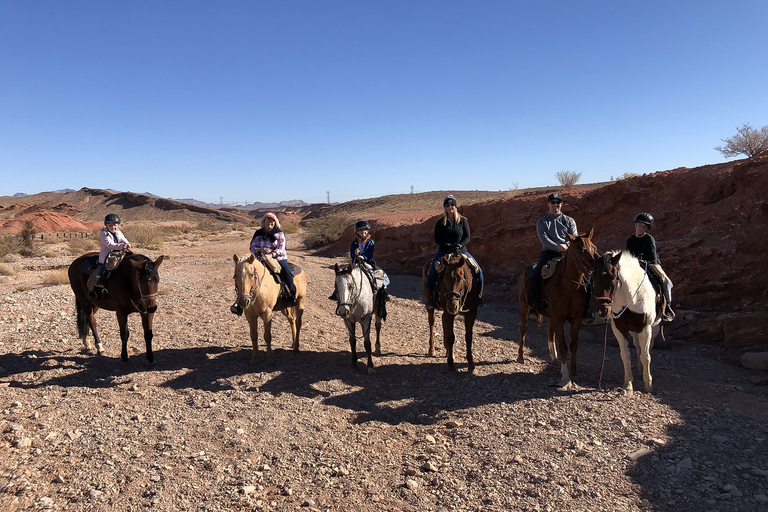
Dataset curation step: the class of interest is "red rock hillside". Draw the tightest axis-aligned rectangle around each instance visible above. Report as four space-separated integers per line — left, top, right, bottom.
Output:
328 158 768 353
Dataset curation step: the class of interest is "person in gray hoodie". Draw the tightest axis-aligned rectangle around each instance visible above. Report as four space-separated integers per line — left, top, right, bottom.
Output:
526 193 577 320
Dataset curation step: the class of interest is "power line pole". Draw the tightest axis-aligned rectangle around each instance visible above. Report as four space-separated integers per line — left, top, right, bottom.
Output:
410 185 414 194
326 190 331 204
219 196 224 207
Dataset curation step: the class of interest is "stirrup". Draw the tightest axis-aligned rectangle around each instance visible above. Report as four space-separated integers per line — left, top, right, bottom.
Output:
526 308 538 321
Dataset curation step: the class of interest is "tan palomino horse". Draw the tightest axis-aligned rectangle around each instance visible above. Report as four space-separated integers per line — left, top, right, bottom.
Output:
518 229 607 388
232 253 306 364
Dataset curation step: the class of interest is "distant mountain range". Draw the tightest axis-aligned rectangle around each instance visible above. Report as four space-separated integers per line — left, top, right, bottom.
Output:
11 191 309 209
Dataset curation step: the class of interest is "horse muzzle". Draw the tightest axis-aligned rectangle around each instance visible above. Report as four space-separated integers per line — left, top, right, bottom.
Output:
595 296 613 319
335 303 351 318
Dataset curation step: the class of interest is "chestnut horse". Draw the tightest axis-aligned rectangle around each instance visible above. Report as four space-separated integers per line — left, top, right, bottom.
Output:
68 252 164 363
595 251 663 394
422 253 482 373
232 254 306 364
518 229 606 388
333 263 383 372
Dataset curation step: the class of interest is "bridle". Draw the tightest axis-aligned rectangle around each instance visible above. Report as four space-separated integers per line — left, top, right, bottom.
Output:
335 265 363 314
440 259 473 314
235 260 268 306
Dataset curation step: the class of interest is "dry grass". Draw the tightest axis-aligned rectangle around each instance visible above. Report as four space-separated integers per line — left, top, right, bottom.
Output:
40 268 70 287
282 221 301 234
0 263 16 276
302 214 351 249
67 235 99 255
124 224 165 250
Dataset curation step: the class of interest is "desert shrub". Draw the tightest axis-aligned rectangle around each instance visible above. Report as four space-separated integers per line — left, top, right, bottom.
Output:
0 263 16 276
555 170 582 189
41 250 58 258
16 285 33 292
124 225 164 250
715 123 768 158
617 172 640 180
67 235 98 255
41 268 70 287
282 221 301 234
196 220 228 234
302 214 350 249
0 235 23 259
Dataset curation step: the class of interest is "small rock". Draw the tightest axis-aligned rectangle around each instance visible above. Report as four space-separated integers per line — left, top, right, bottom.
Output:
628 448 654 461
425 434 436 444
89 489 104 499
38 496 54 508
677 457 693 470
751 469 768 477
422 462 438 472
405 479 419 490
13 438 32 448
741 352 768 370
404 468 417 476
712 435 728 444
446 420 462 428
10 401 22 408
754 494 768 503
241 485 256 495
513 455 524 463
53 475 66 484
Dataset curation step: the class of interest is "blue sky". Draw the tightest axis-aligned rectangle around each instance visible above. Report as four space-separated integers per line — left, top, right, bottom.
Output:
2 1 766 205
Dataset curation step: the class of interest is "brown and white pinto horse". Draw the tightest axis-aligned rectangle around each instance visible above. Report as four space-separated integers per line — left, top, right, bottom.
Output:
594 251 662 394
518 229 608 388
422 253 482 373
68 252 164 363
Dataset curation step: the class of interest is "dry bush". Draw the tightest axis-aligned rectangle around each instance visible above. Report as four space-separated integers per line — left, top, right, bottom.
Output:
302 214 350 249
41 268 70 287
617 172 640 180
16 285 33 292
0 235 23 259
196 220 228 234
0 263 16 276
67 236 98 255
555 170 582 189
124 224 165 250
282 221 301 234
715 123 768 158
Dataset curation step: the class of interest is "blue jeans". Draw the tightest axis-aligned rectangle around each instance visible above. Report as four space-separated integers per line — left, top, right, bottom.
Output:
277 259 296 298
427 250 484 292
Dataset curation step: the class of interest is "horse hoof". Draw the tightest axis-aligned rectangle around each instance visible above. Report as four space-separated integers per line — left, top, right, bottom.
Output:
367 367 376 375
516 356 525 364
428 349 436 357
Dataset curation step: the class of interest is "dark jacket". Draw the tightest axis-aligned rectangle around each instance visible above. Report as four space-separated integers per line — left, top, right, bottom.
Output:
627 234 658 264
434 216 470 253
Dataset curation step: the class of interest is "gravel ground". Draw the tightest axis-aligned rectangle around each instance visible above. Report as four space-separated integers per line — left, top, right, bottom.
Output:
1 231 767 512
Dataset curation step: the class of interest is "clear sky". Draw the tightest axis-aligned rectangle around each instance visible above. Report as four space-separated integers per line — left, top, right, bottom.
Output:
2 1 767 205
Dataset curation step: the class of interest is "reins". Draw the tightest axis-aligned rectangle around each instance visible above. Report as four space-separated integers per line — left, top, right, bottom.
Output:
336 265 372 341
236 260 268 303
613 260 647 319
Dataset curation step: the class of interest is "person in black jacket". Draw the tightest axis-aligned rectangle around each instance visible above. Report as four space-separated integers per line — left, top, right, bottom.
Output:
627 212 674 321
425 195 483 306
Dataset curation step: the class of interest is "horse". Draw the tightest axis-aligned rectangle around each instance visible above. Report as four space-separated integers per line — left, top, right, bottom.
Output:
232 253 306 364
68 252 164 363
332 262 383 371
422 252 482 373
517 229 607 388
595 250 663 394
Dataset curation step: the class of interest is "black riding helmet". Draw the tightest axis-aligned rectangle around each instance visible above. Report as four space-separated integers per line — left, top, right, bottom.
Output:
104 213 121 225
634 212 654 229
443 195 457 207
354 220 370 232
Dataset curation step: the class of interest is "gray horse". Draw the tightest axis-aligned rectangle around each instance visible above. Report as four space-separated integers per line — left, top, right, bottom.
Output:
333 263 383 371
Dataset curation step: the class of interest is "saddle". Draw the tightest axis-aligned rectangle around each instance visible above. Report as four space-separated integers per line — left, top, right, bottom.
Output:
525 257 561 280
640 261 666 318
263 260 302 305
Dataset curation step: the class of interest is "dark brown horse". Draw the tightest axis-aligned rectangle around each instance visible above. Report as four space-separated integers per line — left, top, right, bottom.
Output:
68 252 164 363
518 229 608 387
422 253 482 373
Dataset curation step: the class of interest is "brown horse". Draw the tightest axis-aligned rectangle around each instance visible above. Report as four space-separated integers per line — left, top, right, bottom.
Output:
68 252 164 363
518 229 608 387
232 254 307 364
422 253 482 373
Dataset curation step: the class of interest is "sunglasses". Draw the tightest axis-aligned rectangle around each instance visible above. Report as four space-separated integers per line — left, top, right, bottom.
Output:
549 200 562 205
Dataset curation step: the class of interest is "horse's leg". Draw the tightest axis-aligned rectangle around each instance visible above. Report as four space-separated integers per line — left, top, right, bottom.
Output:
263 313 274 365
547 321 558 362
551 319 571 388
636 327 654 393
568 320 582 378
442 313 456 371
373 314 382 357
283 307 300 352
611 324 634 395
246 311 260 364
426 307 436 356
464 309 477 374
346 319 357 369
76 300 95 353
117 310 130 363
362 315 374 372
141 312 155 364
517 308 528 364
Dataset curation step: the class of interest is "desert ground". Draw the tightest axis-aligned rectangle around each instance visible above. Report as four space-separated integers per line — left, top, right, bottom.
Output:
1 230 767 512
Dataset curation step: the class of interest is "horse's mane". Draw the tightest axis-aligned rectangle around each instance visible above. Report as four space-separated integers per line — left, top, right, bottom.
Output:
127 253 160 282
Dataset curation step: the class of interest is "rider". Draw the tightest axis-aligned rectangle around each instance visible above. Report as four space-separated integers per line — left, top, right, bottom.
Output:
88 213 132 300
426 195 483 307
250 212 296 306
348 219 389 320
526 193 577 321
626 212 675 321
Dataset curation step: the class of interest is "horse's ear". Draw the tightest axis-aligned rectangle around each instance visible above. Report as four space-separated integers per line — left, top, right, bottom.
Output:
154 255 164 268
334 263 341 273
586 227 594 239
567 233 577 242
233 254 239 264
247 254 256 264
611 251 622 267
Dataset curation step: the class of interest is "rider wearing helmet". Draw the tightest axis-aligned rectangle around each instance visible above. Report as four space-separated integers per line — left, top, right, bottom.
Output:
426 195 484 307
88 213 132 299
350 220 374 264
627 212 675 321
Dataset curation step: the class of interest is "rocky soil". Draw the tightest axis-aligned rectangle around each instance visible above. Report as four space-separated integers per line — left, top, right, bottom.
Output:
1 232 768 512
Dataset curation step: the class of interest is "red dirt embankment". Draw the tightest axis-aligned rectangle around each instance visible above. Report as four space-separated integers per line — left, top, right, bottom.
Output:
327 158 768 352
0 212 103 234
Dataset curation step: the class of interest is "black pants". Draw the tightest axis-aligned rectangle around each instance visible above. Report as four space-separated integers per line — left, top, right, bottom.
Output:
278 259 296 298
527 250 561 308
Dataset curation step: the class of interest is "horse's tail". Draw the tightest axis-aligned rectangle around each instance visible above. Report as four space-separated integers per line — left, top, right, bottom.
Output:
75 299 88 339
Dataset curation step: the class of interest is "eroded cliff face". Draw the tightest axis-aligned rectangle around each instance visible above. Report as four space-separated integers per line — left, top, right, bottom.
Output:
328 159 768 351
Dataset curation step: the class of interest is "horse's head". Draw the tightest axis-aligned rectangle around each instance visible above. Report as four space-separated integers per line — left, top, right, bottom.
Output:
333 263 355 318
439 253 473 315
129 255 163 314
233 253 257 310
592 251 622 319
566 227 599 275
